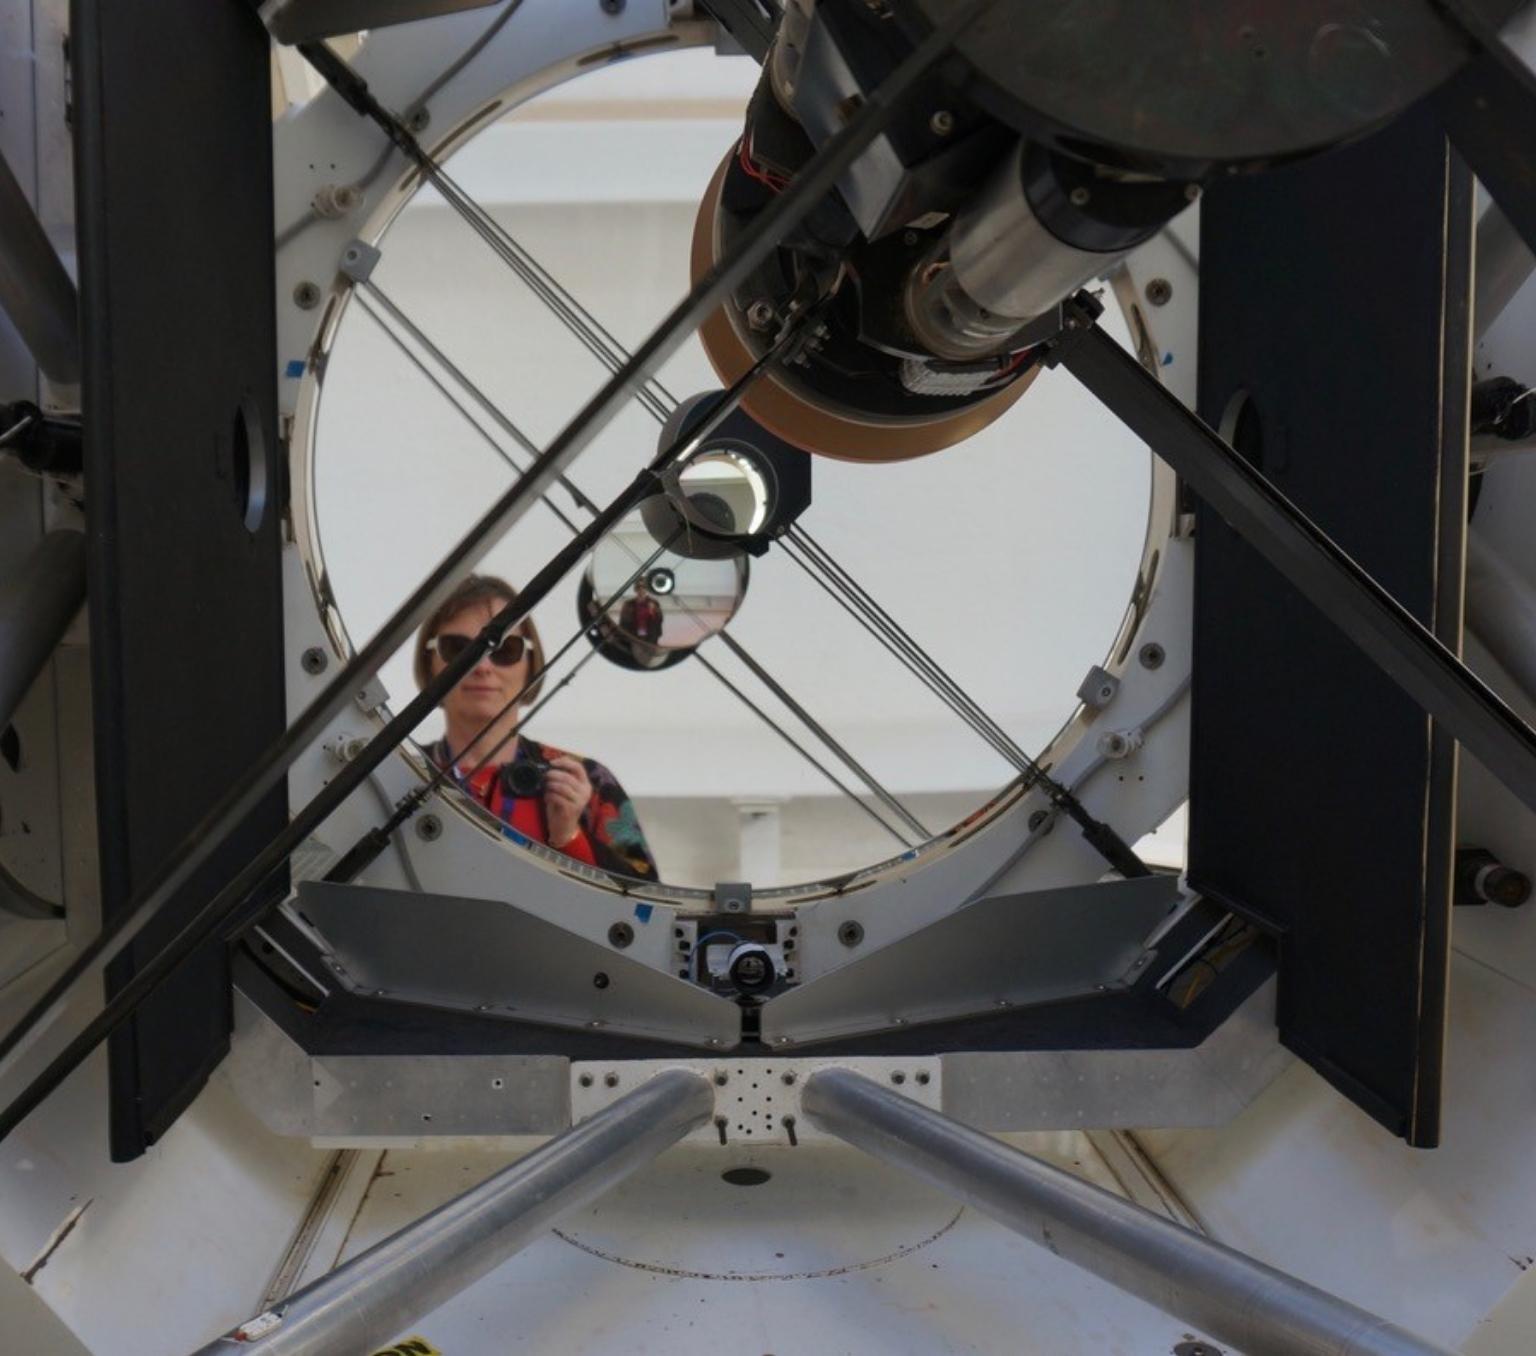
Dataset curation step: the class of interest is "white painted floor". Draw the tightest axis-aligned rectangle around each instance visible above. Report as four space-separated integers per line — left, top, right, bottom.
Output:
343 1137 1220 1356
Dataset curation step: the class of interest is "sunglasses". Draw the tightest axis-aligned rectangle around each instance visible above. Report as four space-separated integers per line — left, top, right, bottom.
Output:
427 631 533 667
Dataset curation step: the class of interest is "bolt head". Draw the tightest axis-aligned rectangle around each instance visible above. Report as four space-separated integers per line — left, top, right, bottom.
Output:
293 281 321 310
301 646 328 675
415 814 443 842
1138 641 1166 670
746 300 776 333
838 920 864 947
608 921 634 949
1144 277 1173 307
1069 185 1092 207
929 109 956 136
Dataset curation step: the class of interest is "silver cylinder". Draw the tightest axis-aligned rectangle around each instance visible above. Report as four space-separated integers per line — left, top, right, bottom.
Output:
0 149 79 386
948 141 1109 324
803 1069 1454 1356
0 530 86 736
192 1070 714 1356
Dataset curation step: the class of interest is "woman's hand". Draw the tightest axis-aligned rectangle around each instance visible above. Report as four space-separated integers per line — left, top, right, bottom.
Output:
543 755 592 849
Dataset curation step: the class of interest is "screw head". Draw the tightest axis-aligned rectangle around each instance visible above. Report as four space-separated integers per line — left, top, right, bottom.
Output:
1069 185 1092 207
406 107 431 134
578 1073 594 1088
781 1071 797 1085
608 921 634 949
293 280 322 310
1144 277 1173 307
300 646 328 675
714 1070 729 1086
929 109 956 136
604 1072 619 1087
1028 809 1049 832
1138 641 1166 670
593 972 610 990
838 920 865 947
415 814 443 842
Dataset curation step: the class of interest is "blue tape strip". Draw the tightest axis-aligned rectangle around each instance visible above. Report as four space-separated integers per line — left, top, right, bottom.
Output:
285 359 306 379
633 903 654 923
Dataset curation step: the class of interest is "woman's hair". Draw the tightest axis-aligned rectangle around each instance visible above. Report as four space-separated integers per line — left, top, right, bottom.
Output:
413 573 546 706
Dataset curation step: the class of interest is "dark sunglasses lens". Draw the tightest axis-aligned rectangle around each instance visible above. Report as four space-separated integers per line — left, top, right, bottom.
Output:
488 635 528 667
434 633 471 663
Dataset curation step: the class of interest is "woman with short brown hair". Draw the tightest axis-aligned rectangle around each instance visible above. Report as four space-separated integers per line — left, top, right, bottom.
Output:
414 574 658 881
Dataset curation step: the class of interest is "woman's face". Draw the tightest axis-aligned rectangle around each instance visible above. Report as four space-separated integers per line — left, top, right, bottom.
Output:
430 597 534 732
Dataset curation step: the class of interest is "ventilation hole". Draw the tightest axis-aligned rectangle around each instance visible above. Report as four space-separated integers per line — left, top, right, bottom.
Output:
722 1167 771 1186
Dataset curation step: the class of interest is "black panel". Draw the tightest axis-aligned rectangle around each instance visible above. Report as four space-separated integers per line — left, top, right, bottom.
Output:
1189 108 1472 1145
73 0 289 1159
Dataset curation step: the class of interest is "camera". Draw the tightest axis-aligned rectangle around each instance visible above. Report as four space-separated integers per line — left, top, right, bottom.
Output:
507 757 550 798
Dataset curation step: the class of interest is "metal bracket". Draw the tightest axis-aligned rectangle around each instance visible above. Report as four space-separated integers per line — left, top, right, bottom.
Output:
338 238 381 284
570 1057 942 1146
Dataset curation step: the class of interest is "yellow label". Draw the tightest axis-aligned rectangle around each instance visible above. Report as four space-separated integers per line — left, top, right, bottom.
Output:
370 1340 442 1356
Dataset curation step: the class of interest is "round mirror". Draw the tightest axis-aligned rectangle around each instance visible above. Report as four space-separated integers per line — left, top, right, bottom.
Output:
578 504 749 671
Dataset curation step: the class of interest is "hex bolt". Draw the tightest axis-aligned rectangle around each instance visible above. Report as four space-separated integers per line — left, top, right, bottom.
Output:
1144 277 1173 307
746 299 776 333
608 921 634 949
300 646 328 675
1069 185 1092 207
292 280 322 310
415 814 443 842
1139 641 1166 670
929 109 956 136
838 920 864 947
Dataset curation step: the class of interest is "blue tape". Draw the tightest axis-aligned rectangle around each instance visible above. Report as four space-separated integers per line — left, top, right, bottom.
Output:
633 903 654 923
285 359 306 379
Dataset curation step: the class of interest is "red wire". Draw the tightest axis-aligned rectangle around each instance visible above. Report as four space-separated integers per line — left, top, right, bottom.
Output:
737 135 789 193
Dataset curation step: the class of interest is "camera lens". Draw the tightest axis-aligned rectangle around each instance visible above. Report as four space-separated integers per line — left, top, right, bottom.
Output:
507 759 547 797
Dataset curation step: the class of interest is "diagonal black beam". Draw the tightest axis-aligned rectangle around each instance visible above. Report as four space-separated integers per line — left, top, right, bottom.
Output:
1431 2 1536 256
1047 294 1536 818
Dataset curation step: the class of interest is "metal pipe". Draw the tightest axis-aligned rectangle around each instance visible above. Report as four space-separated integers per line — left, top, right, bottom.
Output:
0 149 79 385
0 530 85 735
803 1069 1455 1356
191 1070 713 1356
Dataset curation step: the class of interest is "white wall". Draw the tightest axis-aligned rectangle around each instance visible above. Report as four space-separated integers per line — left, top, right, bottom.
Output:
311 49 1156 886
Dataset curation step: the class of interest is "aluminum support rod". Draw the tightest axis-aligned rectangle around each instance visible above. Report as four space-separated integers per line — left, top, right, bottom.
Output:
1051 304 1536 819
0 0 991 1104
0 530 85 734
803 1069 1454 1356
0 149 79 385
191 1070 713 1356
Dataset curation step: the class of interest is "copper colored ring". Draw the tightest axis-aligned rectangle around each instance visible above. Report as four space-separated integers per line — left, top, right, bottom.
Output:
691 154 1038 465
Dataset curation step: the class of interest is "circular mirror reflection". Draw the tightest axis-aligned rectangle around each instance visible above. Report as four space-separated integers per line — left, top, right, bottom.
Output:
579 503 749 671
